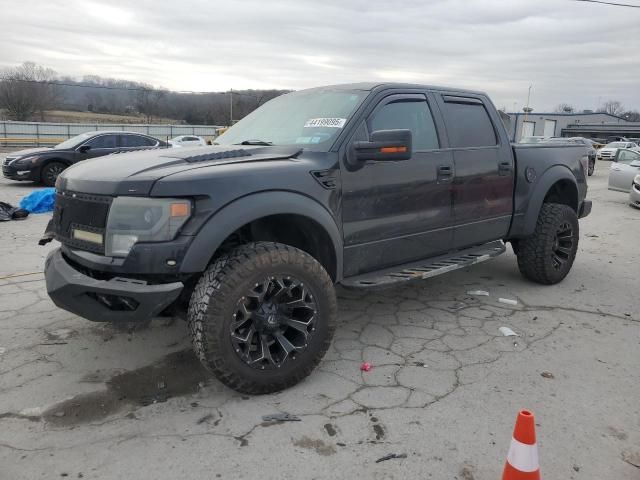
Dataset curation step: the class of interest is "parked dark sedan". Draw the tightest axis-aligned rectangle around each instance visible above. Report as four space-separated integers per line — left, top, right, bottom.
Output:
2 131 168 186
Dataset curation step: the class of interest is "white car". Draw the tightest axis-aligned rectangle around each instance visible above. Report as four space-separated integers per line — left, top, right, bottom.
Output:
597 141 638 161
169 135 207 147
608 148 640 192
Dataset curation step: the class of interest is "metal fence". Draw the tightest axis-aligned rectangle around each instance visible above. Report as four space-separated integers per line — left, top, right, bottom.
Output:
0 121 224 146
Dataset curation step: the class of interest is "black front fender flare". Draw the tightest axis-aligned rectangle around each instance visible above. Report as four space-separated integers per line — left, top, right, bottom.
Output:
180 191 343 279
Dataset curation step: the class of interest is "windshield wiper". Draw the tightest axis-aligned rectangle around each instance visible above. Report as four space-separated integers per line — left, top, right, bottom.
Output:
235 139 273 146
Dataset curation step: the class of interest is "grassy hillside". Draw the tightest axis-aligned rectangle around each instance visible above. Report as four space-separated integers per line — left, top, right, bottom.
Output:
42 110 182 124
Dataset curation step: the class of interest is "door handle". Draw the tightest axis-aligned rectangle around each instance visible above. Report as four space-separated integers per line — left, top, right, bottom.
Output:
437 165 453 183
499 161 512 175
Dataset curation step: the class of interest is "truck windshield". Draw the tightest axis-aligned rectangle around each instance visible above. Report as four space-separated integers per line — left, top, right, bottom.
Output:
215 89 368 151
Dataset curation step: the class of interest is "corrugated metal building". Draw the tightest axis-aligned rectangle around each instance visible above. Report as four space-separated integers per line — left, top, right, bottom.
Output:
506 112 634 142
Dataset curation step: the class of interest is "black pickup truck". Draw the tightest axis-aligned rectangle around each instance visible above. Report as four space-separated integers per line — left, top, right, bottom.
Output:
43 83 591 394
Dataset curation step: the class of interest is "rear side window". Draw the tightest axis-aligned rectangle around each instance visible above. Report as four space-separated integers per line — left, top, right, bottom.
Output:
121 135 156 147
441 99 497 148
369 100 439 151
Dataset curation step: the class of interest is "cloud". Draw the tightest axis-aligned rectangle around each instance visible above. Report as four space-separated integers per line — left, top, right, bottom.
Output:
0 0 638 111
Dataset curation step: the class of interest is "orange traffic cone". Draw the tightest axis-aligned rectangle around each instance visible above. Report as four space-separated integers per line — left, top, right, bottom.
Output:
502 410 540 480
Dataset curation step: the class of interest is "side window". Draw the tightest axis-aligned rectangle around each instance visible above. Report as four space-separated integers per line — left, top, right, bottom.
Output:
618 150 640 164
86 135 117 149
369 100 439 151
441 99 497 148
121 135 156 147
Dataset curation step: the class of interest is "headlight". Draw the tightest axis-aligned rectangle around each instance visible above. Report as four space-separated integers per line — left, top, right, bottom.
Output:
12 155 40 167
105 197 192 257
634 174 640 185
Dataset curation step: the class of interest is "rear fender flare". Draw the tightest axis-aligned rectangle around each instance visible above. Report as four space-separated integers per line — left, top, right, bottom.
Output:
519 166 578 236
180 191 343 278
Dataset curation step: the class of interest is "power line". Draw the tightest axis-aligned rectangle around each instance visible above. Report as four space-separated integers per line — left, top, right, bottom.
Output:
571 0 640 7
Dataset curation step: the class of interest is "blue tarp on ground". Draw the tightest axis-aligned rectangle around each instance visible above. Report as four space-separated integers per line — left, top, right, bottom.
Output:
19 188 56 213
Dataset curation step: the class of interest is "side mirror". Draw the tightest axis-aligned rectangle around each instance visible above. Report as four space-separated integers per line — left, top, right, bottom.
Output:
78 145 91 153
353 129 412 162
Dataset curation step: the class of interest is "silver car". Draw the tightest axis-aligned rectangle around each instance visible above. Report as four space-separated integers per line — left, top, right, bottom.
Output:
630 174 640 209
608 148 640 192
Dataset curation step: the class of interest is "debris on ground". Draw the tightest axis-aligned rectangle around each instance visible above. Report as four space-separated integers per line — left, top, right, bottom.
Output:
585 233 599 238
498 298 518 306
262 413 301 422
19 188 56 213
467 290 489 296
196 414 214 424
375 453 408 463
360 362 373 372
0 201 29 222
498 326 519 337
622 449 640 468
460 464 476 480
541 371 555 379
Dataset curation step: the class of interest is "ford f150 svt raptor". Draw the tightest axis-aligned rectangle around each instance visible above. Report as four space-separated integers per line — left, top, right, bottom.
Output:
42 83 592 394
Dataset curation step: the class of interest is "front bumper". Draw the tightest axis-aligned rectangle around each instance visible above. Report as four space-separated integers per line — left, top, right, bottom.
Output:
2 164 37 181
579 200 592 219
630 183 640 209
45 248 183 323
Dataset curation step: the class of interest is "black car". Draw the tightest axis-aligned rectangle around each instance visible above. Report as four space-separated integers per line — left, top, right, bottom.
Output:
2 131 168 186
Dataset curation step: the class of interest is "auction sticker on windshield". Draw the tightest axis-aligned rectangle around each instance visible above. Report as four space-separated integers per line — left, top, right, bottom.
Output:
304 118 347 128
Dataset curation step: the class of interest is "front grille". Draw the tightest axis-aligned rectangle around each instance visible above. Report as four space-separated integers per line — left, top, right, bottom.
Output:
53 191 112 254
2 157 15 166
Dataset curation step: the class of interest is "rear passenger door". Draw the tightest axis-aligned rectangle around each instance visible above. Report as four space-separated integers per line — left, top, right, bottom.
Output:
436 95 514 249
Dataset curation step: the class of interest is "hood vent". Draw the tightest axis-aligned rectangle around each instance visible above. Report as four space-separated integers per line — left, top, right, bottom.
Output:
183 148 252 163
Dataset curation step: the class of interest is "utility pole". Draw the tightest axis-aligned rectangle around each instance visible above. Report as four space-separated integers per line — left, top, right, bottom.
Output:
229 89 233 126
524 85 532 122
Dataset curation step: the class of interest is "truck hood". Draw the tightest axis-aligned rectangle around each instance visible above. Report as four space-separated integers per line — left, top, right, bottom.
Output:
57 145 302 195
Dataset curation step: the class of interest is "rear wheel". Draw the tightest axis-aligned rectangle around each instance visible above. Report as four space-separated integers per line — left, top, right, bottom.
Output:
516 203 579 285
588 159 595 176
188 242 337 394
41 162 67 187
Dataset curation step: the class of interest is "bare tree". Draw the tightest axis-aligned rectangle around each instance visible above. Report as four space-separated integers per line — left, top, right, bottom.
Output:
0 62 59 120
622 110 640 122
135 86 167 123
597 100 625 116
554 103 575 113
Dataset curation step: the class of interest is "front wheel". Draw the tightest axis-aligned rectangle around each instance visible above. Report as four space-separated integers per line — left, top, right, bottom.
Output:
41 162 67 187
516 203 579 285
188 242 337 394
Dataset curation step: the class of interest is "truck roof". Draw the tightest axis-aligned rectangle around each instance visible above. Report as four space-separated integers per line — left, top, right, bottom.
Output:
301 82 487 97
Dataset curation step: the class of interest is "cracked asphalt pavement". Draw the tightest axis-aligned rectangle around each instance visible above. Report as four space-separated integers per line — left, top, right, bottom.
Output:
1 157 639 479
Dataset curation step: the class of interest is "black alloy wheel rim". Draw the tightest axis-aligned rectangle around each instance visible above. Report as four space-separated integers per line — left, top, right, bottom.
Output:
551 221 574 270
46 165 64 183
230 276 318 369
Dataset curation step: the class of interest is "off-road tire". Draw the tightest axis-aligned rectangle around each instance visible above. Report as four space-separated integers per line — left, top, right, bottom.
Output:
188 242 337 394
41 162 66 187
516 203 579 285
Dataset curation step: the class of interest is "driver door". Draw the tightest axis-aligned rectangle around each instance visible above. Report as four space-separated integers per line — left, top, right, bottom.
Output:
75 134 119 161
341 93 455 277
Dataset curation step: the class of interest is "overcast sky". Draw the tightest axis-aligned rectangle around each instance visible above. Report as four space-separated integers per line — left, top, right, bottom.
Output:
1 0 639 112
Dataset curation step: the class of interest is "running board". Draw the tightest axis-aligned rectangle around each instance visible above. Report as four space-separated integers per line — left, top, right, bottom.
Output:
340 241 506 288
